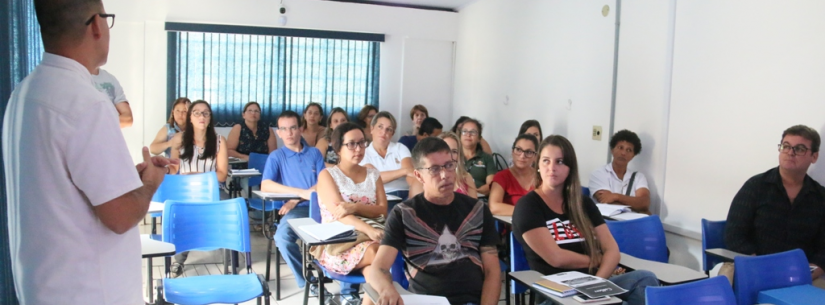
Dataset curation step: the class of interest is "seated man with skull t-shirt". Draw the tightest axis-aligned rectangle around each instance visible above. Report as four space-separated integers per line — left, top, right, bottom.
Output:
368 137 500 305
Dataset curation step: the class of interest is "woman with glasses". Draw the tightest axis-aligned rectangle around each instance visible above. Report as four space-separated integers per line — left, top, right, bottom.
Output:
489 134 539 216
169 100 228 183
360 111 414 200
150 97 190 157
316 107 349 167
457 118 496 195
408 132 478 199
451 116 493 154
355 105 379 142
315 122 387 304
512 135 657 305
167 100 229 277
227 102 277 161
301 102 325 147
588 129 651 214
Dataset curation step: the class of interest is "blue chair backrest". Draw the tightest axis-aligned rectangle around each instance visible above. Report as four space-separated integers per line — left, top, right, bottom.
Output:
733 249 811 305
152 172 221 203
247 152 268 187
309 191 321 223
510 232 530 294
646 276 735 305
582 186 591 197
162 198 251 253
701 219 727 272
606 215 668 263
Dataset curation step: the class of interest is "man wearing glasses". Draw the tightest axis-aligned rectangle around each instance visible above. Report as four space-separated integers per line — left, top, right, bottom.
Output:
723 125 825 289
366 137 501 305
3 1 173 304
261 110 325 291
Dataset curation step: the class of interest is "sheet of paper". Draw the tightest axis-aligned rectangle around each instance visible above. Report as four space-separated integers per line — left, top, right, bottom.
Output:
400 294 450 305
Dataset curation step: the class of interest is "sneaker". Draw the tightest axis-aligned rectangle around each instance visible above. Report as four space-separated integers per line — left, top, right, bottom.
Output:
170 263 184 278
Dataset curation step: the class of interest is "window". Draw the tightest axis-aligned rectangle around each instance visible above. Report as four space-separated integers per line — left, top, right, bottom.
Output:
168 25 381 127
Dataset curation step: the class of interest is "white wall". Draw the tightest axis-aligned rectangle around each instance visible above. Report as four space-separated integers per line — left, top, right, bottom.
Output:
103 0 459 161
454 0 617 180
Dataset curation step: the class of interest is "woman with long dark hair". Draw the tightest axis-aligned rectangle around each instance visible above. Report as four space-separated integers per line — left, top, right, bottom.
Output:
355 105 378 142
169 100 228 183
512 135 657 305
301 102 325 147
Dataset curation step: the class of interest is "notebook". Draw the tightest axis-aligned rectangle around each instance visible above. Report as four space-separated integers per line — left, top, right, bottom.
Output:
399 294 450 305
595 203 631 217
299 221 356 241
535 271 627 299
231 169 260 174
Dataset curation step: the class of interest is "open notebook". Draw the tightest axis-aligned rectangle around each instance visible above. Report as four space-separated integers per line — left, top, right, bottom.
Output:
299 221 356 241
595 203 631 217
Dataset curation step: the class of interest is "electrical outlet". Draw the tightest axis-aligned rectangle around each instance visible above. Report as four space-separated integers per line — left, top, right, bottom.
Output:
592 126 602 141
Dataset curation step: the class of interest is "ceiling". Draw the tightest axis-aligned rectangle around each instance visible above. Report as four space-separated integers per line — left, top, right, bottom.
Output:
332 0 478 11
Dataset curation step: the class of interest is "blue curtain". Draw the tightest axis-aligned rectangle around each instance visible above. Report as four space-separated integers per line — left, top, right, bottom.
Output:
1 0 42 304
170 31 380 127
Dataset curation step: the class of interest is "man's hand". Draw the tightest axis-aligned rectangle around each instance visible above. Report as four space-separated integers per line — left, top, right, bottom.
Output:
376 285 403 305
137 147 171 189
279 199 300 215
299 189 313 201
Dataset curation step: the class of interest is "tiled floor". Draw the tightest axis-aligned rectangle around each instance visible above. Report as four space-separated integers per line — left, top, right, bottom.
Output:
140 220 508 305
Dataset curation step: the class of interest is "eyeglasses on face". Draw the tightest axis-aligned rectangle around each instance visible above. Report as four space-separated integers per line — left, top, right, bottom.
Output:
85 13 115 29
778 143 810 156
461 130 479 136
192 111 211 118
342 140 368 151
245 109 261 114
417 161 457 177
513 146 537 158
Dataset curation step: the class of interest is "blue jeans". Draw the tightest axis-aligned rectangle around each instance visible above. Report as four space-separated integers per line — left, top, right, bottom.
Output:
274 205 310 288
537 270 658 305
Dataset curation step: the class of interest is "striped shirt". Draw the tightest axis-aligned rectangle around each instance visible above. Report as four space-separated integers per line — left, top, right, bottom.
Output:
179 137 222 175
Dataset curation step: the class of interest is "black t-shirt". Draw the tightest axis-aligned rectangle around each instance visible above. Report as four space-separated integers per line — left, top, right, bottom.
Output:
512 191 605 276
382 193 500 305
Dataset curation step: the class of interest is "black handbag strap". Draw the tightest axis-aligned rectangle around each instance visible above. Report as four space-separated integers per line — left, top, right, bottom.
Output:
626 172 637 196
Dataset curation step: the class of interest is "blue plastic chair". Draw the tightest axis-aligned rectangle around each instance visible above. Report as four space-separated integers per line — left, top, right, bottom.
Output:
606 215 668 263
582 186 591 197
733 249 811 305
245 152 286 299
149 172 221 235
157 198 270 305
506 232 530 305
701 219 727 273
646 276 735 305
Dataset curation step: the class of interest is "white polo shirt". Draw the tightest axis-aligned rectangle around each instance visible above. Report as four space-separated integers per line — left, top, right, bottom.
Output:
3 53 143 305
91 68 128 105
360 142 411 193
588 163 649 202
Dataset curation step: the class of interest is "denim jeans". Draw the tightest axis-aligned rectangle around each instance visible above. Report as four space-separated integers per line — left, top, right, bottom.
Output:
274 205 310 288
538 270 658 305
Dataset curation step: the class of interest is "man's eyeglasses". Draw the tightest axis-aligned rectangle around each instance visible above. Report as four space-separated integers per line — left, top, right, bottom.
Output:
85 13 115 29
513 147 537 158
779 143 810 156
417 161 457 177
192 111 211 118
343 140 368 151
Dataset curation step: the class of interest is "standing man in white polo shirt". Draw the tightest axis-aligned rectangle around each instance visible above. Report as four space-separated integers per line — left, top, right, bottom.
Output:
2 0 174 304
588 129 651 214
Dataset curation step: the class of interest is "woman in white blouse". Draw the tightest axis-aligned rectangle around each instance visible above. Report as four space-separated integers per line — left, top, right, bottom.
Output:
359 111 414 199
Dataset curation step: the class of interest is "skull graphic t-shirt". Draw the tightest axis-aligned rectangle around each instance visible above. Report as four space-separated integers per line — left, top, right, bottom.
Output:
382 192 499 305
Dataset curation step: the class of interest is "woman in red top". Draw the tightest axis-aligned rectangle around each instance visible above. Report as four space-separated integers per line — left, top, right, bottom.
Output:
489 134 539 215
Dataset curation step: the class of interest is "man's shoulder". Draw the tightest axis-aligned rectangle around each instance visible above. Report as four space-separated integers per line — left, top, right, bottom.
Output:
16 66 108 120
